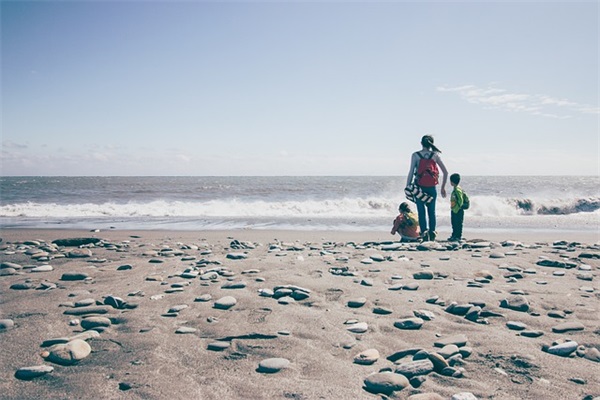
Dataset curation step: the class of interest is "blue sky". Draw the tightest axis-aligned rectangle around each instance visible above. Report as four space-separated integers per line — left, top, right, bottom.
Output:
1 0 598 176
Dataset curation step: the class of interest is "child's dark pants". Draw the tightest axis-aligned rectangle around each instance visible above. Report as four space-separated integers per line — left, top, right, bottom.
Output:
451 209 464 239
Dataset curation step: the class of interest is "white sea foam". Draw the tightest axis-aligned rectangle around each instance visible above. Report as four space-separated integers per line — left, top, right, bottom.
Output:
1 195 598 219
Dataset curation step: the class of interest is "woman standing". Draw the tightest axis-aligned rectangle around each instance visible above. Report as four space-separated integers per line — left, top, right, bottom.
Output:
405 135 448 241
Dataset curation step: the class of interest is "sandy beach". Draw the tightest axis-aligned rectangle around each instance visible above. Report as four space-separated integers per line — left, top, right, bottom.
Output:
0 228 599 400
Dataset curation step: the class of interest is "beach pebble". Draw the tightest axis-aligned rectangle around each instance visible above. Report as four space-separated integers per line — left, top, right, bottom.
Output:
438 344 460 359
31 265 53 272
520 330 544 338
226 253 248 260
394 318 424 330
489 252 505 259
214 296 237 310
354 349 380 365
403 283 420 291
413 271 434 280
500 295 529 312
360 278 374 287
11 282 36 290
15 365 54 380
175 327 197 334
67 248 92 258
451 393 478 400
546 341 578 357
506 321 527 331
394 359 434 378
346 322 369 333
80 316 111 331
583 347 600 362
168 304 188 313
428 352 449 371
61 272 90 281
413 309 435 321
44 339 91 365
222 281 247 289
0 319 15 331
348 297 367 308
373 306 393 315
195 294 212 302
552 322 585 333
207 341 230 351
363 372 410 395
257 358 290 373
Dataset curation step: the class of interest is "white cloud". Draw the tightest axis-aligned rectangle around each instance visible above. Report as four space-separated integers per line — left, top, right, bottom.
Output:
2 140 28 149
437 84 599 118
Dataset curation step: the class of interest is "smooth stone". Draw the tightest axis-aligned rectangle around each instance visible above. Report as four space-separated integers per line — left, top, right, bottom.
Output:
61 272 90 281
394 359 434 378
506 321 527 331
44 339 91 365
207 341 230 351
195 294 212 302
67 249 92 258
1 262 22 269
451 393 478 400
546 341 578 357
175 327 197 334
373 306 393 315
0 319 15 331
80 316 111 330
552 322 585 333
15 365 54 380
434 334 468 348
438 344 460 359
74 298 96 308
548 310 566 319
31 265 53 272
348 297 367 308
104 296 127 309
428 352 449 372
394 318 424 330
222 281 247 289
117 264 133 271
52 238 100 246
520 330 544 338
361 278 374 286
213 296 237 309
11 282 35 290
363 372 410 395
413 310 435 321
413 271 434 280
168 304 188 313
347 322 369 333
583 347 600 362
63 306 109 316
354 348 380 365
257 358 290 373
402 283 419 291
489 252 505 258
226 253 248 260
500 295 529 312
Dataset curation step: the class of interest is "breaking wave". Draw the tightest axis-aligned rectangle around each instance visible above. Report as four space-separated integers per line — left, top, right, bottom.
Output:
1 196 599 218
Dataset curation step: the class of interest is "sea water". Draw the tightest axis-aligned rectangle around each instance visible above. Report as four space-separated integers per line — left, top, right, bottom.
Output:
0 176 598 233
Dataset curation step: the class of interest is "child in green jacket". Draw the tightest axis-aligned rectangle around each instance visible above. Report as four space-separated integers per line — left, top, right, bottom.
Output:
449 173 465 241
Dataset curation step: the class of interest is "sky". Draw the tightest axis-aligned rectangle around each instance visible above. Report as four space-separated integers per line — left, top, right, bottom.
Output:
1 0 598 176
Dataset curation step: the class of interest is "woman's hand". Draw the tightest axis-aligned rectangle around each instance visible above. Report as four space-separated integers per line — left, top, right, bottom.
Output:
441 187 447 198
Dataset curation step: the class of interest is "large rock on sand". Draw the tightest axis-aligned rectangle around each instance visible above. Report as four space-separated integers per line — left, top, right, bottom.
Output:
43 339 91 365
364 372 410 395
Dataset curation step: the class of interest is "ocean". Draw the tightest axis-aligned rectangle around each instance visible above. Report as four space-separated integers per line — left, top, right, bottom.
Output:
0 176 598 234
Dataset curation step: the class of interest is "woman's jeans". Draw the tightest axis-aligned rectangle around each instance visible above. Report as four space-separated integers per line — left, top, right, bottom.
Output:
415 186 437 235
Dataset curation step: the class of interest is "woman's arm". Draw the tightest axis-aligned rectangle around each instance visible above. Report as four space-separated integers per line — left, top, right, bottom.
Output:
435 154 449 198
406 153 417 188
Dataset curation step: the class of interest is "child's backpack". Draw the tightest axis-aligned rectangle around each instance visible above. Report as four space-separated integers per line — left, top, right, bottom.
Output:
416 152 439 187
461 190 470 210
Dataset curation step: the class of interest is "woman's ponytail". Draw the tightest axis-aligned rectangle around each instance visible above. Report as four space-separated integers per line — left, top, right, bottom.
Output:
421 135 441 153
